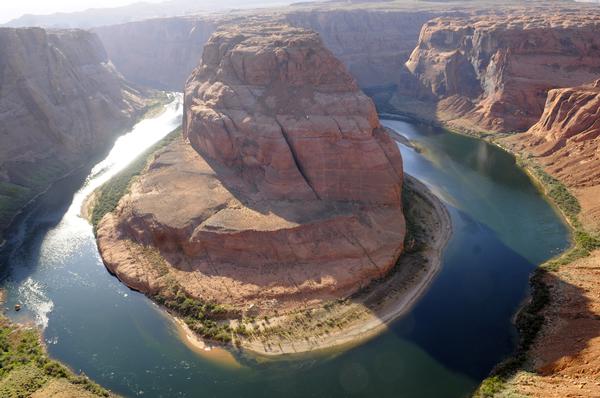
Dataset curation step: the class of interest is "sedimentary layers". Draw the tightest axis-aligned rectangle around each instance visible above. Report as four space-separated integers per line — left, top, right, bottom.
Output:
97 23 406 314
405 12 600 133
0 27 149 239
504 79 600 231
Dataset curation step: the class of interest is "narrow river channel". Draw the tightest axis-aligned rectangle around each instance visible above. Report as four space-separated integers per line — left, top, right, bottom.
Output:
0 99 569 397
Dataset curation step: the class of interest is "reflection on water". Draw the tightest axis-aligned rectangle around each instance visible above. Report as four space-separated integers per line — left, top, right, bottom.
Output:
0 114 569 398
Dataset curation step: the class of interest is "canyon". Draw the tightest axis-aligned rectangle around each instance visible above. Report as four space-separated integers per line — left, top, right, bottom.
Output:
95 24 418 347
0 27 156 242
1 0 600 396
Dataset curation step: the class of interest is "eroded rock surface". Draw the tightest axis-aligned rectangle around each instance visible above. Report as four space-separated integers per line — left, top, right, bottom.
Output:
0 27 150 239
405 12 600 132
97 24 406 313
504 79 600 231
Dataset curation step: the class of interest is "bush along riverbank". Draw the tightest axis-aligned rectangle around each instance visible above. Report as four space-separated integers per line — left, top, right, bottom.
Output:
374 102 598 397
473 154 600 397
0 310 116 397
89 126 182 230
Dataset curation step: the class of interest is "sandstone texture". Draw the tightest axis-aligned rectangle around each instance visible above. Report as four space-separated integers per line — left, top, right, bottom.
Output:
97 24 406 313
504 79 600 232
405 11 600 133
0 27 150 240
499 79 600 397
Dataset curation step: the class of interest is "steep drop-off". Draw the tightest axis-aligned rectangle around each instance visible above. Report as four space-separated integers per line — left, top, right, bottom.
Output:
498 79 600 398
404 12 600 133
0 27 151 241
97 23 406 319
505 79 600 231
94 17 218 90
93 6 448 92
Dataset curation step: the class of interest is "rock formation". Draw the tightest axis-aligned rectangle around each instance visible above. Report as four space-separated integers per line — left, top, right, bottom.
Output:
94 17 217 90
504 79 600 230
0 27 150 240
97 24 406 314
405 12 600 132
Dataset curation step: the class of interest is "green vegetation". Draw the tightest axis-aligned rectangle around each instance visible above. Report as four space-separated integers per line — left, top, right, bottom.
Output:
153 284 236 343
515 157 600 271
475 156 600 397
90 126 182 229
0 315 112 397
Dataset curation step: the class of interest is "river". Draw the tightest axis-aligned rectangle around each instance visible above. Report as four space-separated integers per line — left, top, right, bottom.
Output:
0 99 569 398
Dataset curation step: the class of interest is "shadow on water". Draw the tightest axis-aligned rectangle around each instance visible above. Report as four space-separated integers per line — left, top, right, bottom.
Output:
0 113 575 398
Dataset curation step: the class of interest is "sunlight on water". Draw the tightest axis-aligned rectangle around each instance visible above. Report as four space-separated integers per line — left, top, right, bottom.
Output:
49 94 183 260
8 93 183 328
17 277 54 328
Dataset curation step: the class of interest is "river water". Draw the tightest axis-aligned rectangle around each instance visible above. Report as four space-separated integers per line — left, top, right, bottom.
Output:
0 101 569 397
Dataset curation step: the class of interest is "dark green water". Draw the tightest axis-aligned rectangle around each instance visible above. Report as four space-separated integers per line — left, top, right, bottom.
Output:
0 112 569 398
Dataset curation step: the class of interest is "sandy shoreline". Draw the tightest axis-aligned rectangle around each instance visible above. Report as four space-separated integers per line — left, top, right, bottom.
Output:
238 174 452 357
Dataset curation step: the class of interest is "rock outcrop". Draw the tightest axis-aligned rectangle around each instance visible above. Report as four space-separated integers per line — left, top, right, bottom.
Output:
504 79 600 230
405 12 600 132
94 17 218 90
97 24 406 313
0 27 150 240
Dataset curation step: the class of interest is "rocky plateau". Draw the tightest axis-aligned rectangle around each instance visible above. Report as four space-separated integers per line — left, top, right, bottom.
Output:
97 23 406 315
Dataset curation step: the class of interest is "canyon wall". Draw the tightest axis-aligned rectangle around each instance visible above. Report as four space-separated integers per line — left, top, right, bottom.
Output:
504 79 600 230
405 12 600 132
93 8 444 92
94 17 218 90
0 27 149 240
97 23 406 313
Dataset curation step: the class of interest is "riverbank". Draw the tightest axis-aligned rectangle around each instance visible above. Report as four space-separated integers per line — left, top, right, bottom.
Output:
379 103 600 397
88 129 451 358
237 175 451 357
0 292 117 397
0 91 172 246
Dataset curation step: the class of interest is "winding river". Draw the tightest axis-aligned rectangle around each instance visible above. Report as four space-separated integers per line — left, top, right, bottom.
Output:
0 98 569 398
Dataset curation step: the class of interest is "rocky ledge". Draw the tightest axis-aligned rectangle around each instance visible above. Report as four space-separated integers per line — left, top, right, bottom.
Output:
503 79 600 231
404 11 600 133
97 24 408 326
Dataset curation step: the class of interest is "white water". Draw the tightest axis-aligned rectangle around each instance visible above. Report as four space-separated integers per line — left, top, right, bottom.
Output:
8 93 183 329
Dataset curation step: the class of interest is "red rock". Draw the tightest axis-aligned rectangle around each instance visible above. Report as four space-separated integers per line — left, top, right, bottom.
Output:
406 13 600 133
97 23 406 313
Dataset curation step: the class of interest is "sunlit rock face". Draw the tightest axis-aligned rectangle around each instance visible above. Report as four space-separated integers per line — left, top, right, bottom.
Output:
98 24 406 313
0 27 148 238
184 23 404 204
506 80 600 188
406 12 600 132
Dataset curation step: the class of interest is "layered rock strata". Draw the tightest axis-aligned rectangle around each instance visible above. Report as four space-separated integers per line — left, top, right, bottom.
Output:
504 79 600 231
0 27 149 240
97 24 406 314
405 12 600 133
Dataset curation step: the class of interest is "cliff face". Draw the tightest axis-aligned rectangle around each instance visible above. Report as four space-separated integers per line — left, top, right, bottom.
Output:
93 8 444 93
94 17 217 90
504 79 600 228
0 27 149 239
97 24 406 313
406 13 600 132
284 9 440 89
184 24 404 204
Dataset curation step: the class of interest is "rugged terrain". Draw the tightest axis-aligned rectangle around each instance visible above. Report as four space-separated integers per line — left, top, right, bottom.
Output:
467 78 600 397
91 23 446 353
0 27 154 242
401 10 600 133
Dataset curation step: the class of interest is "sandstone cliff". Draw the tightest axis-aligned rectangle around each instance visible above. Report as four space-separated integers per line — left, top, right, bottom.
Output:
0 27 150 240
405 12 600 133
94 17 217 90
504 79 600 230
97 24 406 315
